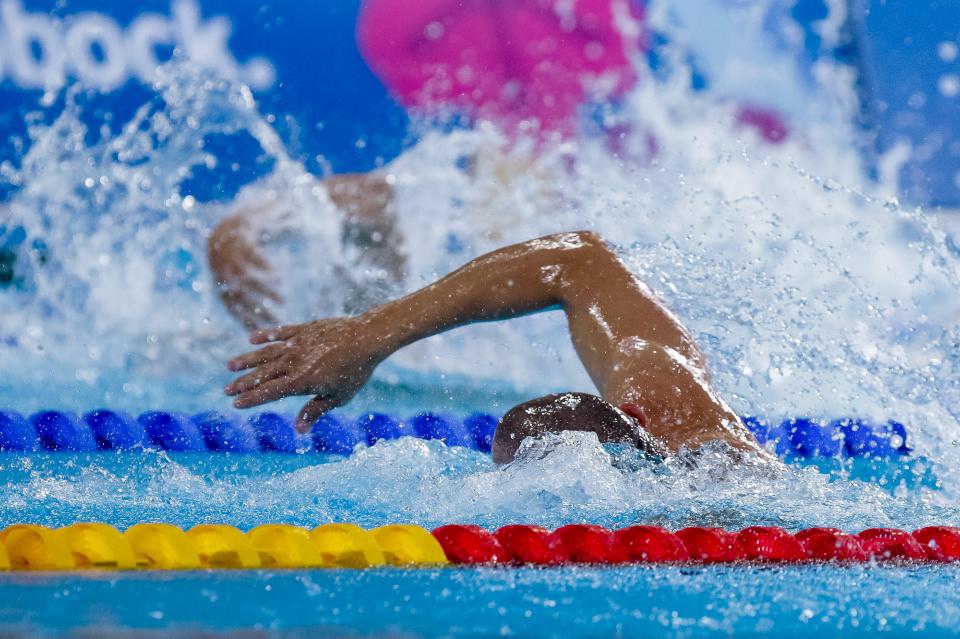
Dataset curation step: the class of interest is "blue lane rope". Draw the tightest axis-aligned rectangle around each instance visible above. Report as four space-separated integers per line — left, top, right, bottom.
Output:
742 416 912 458
0 410 912 458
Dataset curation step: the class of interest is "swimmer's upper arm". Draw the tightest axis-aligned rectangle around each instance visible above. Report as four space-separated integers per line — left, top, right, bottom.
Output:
546 232 707 391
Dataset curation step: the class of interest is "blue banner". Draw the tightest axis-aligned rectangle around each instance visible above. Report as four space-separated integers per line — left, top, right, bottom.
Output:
860 0 960 208
0 0 957 206
0 0 410 202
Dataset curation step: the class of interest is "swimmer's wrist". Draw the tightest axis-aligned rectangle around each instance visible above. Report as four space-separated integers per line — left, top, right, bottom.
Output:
362 284 457 359
361 302 421 360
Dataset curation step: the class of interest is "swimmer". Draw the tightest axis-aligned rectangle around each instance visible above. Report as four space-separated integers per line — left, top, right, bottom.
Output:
224 231 767 462
208 172 403 329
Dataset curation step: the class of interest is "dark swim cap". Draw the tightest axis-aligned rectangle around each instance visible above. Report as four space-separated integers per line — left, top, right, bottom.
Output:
492 392 667 464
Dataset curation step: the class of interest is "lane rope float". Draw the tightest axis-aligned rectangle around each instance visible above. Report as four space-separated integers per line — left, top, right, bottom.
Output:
0 409 912 459
0 523 956 571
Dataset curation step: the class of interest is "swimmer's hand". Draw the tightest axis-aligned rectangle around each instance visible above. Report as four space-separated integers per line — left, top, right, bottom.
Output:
225 317 385 432
208 213 283 330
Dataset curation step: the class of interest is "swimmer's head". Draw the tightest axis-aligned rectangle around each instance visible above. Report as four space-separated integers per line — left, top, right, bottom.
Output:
492 392 664 464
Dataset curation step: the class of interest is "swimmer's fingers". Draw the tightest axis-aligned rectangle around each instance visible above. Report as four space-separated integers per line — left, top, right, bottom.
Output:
248 306 280 330
227 343 288 372
224 278 283 317
245 249 273 273
249 323 304 345
224 361 287 396
240 276 283 305
220 289 280 330
295 395 343 433
232 378 296 409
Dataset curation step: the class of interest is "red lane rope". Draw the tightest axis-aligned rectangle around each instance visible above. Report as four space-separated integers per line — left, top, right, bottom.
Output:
430 524 960 565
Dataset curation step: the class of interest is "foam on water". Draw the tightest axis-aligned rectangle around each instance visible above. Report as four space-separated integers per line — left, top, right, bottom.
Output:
0 433 952 532
1 1 959 527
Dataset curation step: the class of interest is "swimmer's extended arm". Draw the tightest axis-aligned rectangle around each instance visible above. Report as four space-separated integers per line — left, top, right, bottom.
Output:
225 231 756 454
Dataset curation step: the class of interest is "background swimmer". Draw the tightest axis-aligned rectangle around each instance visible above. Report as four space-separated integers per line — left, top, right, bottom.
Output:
208 172 403 329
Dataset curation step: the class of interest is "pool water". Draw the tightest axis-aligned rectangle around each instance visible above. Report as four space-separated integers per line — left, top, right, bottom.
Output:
1 436 958 637
0 436 953 532
5 564 960 638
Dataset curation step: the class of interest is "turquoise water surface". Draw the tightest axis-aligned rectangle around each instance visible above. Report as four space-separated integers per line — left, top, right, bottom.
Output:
4 563 960 637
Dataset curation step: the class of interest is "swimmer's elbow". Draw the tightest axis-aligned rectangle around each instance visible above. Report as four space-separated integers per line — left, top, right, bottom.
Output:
572 231 618 263
528 230 614 264
544 230 621 282
568 230 607 251
522 231 614 294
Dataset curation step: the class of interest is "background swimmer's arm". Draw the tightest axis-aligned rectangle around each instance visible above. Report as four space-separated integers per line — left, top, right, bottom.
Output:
208 204 283 330
208 172 402 329
225 231 738 442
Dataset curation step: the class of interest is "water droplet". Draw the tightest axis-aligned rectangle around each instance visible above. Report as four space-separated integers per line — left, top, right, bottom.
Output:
938 74 960 98
938 41 958 63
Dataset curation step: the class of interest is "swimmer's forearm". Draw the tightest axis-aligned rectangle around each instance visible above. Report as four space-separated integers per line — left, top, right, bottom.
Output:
364 233 583 353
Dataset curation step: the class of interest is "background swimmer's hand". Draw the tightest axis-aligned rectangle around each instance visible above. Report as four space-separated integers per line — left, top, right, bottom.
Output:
208 212 283 330
225 317 387 432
